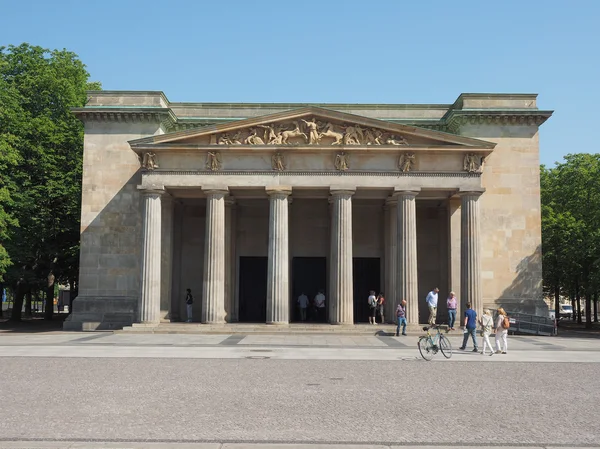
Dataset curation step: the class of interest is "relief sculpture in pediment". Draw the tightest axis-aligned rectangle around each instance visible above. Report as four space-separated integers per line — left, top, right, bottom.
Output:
214 117 410 147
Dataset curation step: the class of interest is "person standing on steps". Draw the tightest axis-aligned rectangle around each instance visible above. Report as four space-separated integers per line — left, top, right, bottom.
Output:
185 288 193 323
426 287 439 325
297 292 309 322
368 291 377 324
314 290 326 322
377 292 386 324
447 291 457 330
459 302 478 352
396 299 407 336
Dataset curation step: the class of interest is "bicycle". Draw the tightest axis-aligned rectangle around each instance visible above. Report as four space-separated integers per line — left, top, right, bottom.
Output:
418 325 453 361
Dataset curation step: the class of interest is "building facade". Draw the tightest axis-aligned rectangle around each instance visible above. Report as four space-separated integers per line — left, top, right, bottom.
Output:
64 92 552 330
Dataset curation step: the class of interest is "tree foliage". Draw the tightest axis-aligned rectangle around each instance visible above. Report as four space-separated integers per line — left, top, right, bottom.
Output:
541 154 600 327
0 43 100 319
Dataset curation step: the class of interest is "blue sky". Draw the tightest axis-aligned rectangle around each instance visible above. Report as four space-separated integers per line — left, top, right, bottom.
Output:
1 0 598 166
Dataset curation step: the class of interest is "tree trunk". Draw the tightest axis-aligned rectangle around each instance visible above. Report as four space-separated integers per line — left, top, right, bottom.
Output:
576 283 582 324
10 281 25 322
594 292 598 323
586 294 592 329
554 283 560 325
24 287 32 318
44 272 55 320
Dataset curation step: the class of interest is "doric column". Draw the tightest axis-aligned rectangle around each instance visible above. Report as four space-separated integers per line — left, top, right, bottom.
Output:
160 194 174 321
266 187 292 324
384 197 398 322
396 190 419 325
202 188 228 324
329 189 355 324
139 187 164 323
224 196 237 322
448 197 461 315
460 190 484 319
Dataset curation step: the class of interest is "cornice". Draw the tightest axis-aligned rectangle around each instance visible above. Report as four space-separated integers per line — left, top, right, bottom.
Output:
72 107 176 125
445 110 553 128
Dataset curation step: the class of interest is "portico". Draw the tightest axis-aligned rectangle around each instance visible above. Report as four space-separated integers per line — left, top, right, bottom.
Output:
65 92 552 331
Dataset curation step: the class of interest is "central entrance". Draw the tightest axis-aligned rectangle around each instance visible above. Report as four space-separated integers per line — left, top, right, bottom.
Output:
238 256 268 322
291 257 327 322
353 257 381 323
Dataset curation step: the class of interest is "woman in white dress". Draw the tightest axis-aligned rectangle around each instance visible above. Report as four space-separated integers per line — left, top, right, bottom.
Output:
495 307 509 354
479 309 495 356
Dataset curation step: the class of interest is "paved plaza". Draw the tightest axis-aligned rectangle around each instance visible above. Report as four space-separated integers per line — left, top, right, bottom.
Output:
0 332 598 448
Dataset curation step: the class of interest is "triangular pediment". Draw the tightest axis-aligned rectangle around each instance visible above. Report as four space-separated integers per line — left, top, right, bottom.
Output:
129 107 495 149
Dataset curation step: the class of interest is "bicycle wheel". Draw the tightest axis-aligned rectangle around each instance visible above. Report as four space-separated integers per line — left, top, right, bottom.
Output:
418 336 434 361
439 334 453 359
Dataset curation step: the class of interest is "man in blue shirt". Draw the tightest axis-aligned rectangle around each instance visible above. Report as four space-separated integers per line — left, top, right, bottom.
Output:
459 302 478 352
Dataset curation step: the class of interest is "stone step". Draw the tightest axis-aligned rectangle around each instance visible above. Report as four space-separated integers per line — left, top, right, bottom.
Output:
119 323 436 335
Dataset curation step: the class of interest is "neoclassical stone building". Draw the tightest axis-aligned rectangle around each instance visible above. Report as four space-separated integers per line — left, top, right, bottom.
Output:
64 91 552 330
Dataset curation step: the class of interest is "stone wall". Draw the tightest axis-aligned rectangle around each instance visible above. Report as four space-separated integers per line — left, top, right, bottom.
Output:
459 123 545 314
65 120 163 330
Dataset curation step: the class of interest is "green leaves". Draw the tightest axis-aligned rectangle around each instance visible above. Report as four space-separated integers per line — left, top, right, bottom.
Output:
0 43 99 287
542 154 600 297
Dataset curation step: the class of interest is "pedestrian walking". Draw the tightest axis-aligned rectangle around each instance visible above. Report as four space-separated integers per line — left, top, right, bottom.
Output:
495 307 509 354
377 292 385 324
368 290 377 324
297 292 309 322
479 309 494 356
426 287 439 325
185 288 193 323
459 302 478 352
396 299 407 336
447 291 457 330
314 290 326 322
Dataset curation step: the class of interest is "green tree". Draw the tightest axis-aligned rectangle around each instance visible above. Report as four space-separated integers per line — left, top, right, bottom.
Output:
541 154 600 328
0 43 100 321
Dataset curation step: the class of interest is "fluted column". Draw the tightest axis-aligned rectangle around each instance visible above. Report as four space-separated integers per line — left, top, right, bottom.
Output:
396 190 419 324
460 190 484 319
224 197 237 322
160 194 174 321
139 187 164 323
266 187 292 324
329 189 355 324
202 189 227 324
385 197 398 322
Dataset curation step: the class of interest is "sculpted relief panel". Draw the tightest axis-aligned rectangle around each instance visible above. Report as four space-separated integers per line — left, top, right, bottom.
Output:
216 117 410 147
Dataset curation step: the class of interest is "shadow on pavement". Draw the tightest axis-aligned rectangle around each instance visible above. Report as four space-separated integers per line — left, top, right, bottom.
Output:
555 319 600 339
0 313 69 334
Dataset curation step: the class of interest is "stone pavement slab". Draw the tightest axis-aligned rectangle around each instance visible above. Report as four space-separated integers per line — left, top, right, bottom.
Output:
0 442 597 448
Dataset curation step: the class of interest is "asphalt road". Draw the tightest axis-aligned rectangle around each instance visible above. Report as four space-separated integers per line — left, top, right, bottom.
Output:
0 356 598 446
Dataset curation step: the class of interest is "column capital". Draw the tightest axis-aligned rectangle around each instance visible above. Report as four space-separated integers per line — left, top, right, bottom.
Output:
137 185 166 196
203 187 229 198
265 186 292 197
330 188 356 197
385 196 399 207
458 188 485 198
393 188 420 199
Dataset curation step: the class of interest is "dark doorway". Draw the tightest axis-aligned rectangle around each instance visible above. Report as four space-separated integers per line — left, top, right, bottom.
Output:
239 256 268 323
353 258 381 323
292 257 327 322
